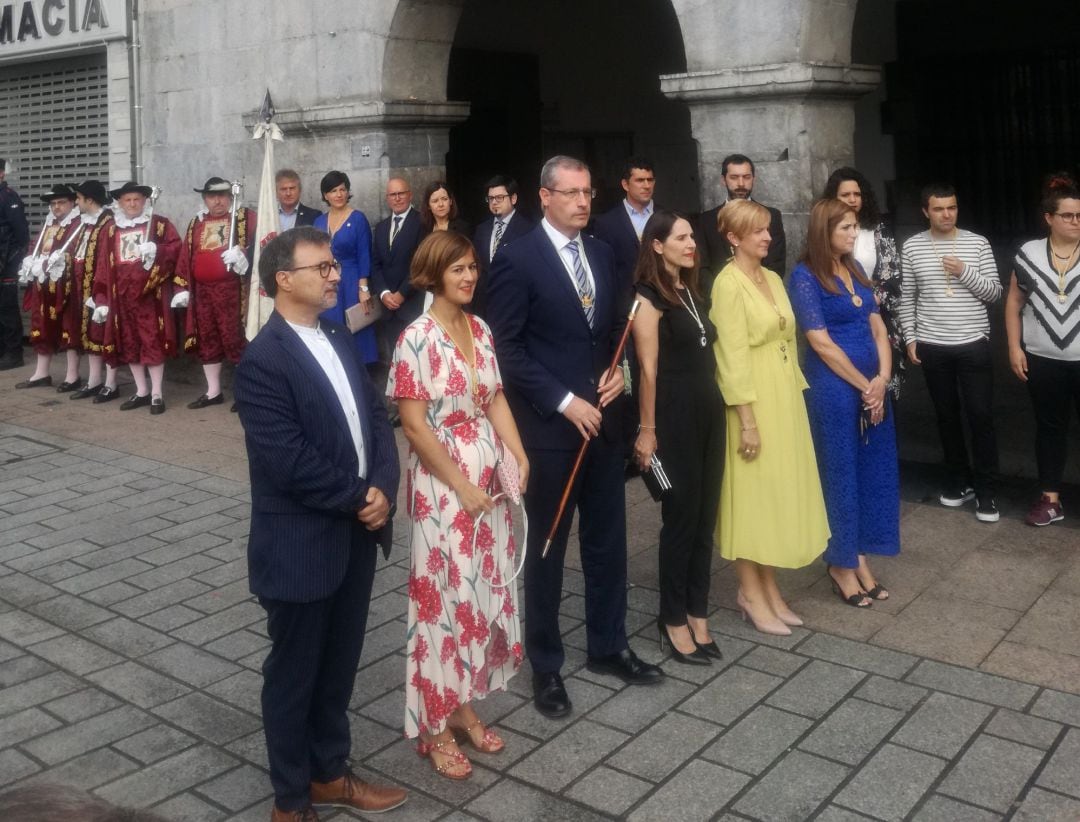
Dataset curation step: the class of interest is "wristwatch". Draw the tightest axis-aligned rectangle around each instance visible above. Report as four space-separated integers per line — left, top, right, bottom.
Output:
360 285 370 292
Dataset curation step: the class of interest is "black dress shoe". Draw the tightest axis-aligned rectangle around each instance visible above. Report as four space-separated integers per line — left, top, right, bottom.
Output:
56 380 82 393
71 383 102 400
150 397 166 415
92 385 118 403
186 393 223 410
15 375 53 389
657 620 711 666
119 393 151 411
532 671 572 718
586 648 664 685
693 638 724 661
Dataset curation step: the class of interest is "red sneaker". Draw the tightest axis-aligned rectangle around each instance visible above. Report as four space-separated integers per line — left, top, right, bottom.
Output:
1025 495 1064 527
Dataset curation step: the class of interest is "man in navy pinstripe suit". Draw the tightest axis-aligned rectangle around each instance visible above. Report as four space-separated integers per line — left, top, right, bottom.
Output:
235 227 406 821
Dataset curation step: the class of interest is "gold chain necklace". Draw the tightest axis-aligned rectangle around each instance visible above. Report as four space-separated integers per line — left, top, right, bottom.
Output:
1049 238 1080 304
734 263 786 330
928 229 958 296
427 309 480 401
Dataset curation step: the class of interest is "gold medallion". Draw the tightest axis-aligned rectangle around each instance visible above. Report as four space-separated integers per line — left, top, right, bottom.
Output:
851 295 863 308
1060 293 1068 304
581 294 593 309
946 287 954 297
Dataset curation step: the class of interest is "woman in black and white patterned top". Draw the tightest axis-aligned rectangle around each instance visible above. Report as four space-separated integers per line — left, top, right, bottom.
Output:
823 168 905 395
1006 173 1080 527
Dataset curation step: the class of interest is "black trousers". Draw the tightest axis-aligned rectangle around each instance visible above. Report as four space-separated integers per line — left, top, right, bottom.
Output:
0 278 23 358
656 381 724 625
259 545 377 811
1026 353 1080 491
523 435 628 674
918 338 998 496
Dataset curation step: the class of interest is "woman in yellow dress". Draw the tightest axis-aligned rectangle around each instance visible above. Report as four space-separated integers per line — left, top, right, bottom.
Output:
710 200 830 635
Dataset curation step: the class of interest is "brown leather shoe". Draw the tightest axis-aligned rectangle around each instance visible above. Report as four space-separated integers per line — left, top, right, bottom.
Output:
270 805 319 822
310 768 406 814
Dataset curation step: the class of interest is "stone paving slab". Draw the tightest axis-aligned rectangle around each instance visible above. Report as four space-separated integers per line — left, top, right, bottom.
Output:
5 365 1080 820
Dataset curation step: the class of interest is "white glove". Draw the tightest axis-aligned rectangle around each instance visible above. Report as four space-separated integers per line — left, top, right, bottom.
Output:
84 296 97 310
47 254 66 283
170 290 190 309
31 258 46 283
138 241 157 270
17 256 35 284
91 305 109 324
221 245 249 276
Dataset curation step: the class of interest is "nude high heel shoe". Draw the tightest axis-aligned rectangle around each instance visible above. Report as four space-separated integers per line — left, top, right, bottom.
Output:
735 592 792 636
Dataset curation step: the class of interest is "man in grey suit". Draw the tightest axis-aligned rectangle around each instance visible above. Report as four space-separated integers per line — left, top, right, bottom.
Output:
235 226 405 821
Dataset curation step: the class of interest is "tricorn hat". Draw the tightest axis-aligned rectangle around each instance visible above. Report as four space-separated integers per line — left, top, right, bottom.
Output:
109 181 153 199
39 184 77 203
73 180 110 205
194 177 232 194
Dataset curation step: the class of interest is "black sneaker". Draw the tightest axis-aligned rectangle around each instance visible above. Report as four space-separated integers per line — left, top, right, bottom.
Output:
940 486 975 507
975 497 1000 522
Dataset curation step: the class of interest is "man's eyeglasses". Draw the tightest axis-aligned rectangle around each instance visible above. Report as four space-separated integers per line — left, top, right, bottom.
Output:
387 191 411 198
1054 212 1080 223
544 187 598 200
284 260 341 278
485 194 510 204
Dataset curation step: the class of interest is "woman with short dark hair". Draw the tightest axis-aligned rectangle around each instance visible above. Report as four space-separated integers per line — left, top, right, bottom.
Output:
1006 173 1080 527
390 231 528 779
314 171 377 364
631 210 724 664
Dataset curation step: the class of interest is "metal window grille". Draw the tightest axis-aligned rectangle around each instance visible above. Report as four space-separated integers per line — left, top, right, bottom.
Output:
0 51 110 230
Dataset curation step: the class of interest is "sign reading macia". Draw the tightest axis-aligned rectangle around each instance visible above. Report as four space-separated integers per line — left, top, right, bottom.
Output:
0 0 128 59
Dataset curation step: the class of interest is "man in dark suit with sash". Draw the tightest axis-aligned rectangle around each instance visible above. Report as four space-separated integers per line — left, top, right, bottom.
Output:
235 226 405 821
487 156 663 721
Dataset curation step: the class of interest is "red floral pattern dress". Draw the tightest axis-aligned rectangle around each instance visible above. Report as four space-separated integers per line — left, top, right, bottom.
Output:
388 313 523 739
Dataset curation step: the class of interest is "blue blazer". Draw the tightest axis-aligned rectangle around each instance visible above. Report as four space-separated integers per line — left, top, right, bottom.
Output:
471 211 534 317
591 203 643 295
235 311 400 603
487 224 625 452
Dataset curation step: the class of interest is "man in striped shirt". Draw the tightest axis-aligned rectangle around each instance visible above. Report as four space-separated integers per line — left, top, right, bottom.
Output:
898 184 1003 522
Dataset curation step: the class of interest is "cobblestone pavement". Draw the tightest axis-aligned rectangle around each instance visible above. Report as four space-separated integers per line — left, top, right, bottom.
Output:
4 374 1080 820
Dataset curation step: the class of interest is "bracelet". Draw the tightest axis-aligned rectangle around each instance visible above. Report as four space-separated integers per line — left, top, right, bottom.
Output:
637 424 655 431
741 425 757 432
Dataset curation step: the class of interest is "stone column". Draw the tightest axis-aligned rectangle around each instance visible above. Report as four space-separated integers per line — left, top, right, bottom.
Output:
661 61 880 269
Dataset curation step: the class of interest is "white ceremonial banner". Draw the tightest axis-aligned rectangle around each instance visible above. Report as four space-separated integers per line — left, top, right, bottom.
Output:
245 119 282 341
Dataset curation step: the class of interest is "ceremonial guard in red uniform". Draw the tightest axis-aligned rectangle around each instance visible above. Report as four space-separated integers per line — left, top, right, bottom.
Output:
69 181 117 400
16 185 81 389
85 182 182 414
174 177 255 408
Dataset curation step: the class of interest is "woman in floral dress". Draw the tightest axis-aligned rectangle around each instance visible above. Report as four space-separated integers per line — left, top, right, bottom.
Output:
388 231 529 780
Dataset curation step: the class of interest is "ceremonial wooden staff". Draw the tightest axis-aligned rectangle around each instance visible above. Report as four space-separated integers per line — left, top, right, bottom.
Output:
225 181 242 272
542 298 641 559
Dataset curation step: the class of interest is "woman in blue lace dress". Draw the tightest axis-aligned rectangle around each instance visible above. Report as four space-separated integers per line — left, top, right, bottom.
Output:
788 199 900 608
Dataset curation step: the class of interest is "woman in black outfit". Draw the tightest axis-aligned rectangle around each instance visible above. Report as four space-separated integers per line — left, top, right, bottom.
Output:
420 181 471 236
631 211 725 665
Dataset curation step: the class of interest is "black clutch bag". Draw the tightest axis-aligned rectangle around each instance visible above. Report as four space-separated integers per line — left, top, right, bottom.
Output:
641 453 672 501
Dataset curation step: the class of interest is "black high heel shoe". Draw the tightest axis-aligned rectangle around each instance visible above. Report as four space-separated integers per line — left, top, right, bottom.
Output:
657 619 711 666
827 565 872 608
692 637 723 660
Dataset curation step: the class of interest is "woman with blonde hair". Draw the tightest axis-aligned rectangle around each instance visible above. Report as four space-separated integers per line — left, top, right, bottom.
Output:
710 199 830 635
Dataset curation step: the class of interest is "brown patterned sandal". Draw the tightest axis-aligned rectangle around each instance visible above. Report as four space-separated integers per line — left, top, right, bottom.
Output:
416 735 472 780
451 719 505 754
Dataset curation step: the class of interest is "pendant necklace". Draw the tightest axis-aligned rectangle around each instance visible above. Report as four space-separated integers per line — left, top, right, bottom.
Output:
428 309 480 402
675 285 707 348
735 263 787 330
836 265 863 307
929 229 958 296
1049 238 1080 304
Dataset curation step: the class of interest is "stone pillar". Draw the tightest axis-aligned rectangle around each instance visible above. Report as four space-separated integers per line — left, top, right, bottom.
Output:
242 100 469 221
661 61 880 269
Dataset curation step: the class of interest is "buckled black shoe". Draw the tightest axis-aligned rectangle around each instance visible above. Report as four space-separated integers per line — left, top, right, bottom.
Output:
119 393 151 411
187 393 223 410
532 671 572 718
92 385 118 403
150 396 166 415
15 375 52 389
56 379 82 393
71 383 102 400
586 648 664 685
